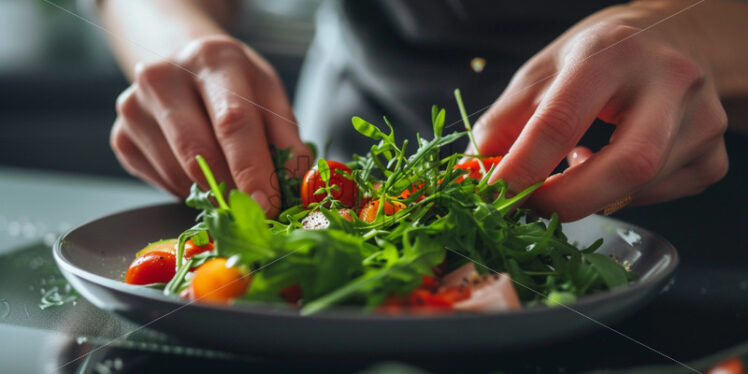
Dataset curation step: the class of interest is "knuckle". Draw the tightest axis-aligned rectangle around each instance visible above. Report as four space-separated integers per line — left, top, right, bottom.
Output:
533 99 580 146
707 103 729 138
109 124 130 155
135 61 176 88
184 35 244 68
615 142 662 184
213 105 250 139
660 49 703 87
115 86 139 119
568 22 643 62
704 152 729 185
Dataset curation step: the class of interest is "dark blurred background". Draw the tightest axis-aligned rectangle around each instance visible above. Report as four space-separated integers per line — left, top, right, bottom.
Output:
0 0 321 178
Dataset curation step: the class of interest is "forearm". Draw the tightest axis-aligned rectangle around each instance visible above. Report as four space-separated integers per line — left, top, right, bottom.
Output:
97 0 238 80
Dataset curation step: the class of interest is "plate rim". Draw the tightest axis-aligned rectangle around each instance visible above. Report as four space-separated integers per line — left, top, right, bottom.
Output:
53 202 679 322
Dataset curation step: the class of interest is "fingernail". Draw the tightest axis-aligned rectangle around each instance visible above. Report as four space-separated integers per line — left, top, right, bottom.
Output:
568 150 586 167
251 190 271 213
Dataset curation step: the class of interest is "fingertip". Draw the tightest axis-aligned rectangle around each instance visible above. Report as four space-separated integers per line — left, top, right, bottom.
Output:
250 190 273 216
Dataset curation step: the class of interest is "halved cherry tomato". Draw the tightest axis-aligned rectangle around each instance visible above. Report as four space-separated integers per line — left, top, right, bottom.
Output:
707 357 745 374
301 160 357 208
399 183 426 202
377 276 471 314
190 258 251 304
125 251 176 285
279 283 303 305
358 199 406 223
183 238 214 258
454 156 504 182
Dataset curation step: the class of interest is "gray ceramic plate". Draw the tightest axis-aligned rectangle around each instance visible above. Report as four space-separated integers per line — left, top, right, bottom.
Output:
53 203 678 357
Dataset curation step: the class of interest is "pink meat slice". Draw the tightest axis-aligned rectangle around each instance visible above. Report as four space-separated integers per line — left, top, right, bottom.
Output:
440 263 521 312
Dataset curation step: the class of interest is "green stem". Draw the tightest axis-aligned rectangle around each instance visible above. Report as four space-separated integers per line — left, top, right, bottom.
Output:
454 89 486 175
196 155 229 210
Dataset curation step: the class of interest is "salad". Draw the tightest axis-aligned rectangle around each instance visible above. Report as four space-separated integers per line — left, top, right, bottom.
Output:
123 90 634 315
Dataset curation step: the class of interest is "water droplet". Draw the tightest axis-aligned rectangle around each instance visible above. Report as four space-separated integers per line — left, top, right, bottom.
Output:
0 299 10 319
699 287 707 295
739 280 747 291
113 358 123 370
76 336 89 344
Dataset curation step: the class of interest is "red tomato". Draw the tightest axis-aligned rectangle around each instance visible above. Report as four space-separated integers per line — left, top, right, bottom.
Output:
454 156 504 182
358 199 406 223
279 283 303 305
124 251 176 285
707 357 745 374
399 183 426 202
377 277 472 314
301 160 357 208
183 238 214 258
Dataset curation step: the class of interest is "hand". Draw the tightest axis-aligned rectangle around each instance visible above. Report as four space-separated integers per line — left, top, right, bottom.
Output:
471 2 729 221
110 35 312 217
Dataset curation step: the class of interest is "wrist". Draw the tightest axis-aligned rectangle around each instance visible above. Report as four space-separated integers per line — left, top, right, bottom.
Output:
627 0 748 99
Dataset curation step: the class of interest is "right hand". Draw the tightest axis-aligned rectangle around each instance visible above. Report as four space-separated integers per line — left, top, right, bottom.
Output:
110 35 312 217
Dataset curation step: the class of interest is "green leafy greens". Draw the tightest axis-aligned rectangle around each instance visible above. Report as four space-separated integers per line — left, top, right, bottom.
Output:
162 93 633 314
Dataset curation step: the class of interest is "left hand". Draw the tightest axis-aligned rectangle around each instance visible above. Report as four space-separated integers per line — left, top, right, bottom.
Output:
471 2 729 221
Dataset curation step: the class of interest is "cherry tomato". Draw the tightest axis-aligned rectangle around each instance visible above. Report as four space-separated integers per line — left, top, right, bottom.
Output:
707 357 745 374
399 183 426 202
125 251 176 285
454 156 504 182
279 283 303 305
184 238 214 258
301 160 357 208
377 277 472 314
358 199 406 223
190 258 251 304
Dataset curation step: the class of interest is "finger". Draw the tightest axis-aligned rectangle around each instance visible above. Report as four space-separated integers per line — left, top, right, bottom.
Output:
247 55 313 177
649 83 727 179
134 62 235 193
633 140 728 205
192 52 279 216
489 62 619 192
567 146 592 167
527 86 682 221
469 84 538 156
116 83 194 195
110 118 178 195
470 56 557 156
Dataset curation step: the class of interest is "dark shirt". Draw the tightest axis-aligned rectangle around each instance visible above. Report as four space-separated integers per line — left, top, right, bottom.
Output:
295 0 623 159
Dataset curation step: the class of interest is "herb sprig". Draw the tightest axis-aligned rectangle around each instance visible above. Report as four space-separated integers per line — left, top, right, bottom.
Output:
162 93 633 313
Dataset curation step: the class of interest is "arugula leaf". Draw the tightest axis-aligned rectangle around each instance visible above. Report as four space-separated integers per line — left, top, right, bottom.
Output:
583 253 629 289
